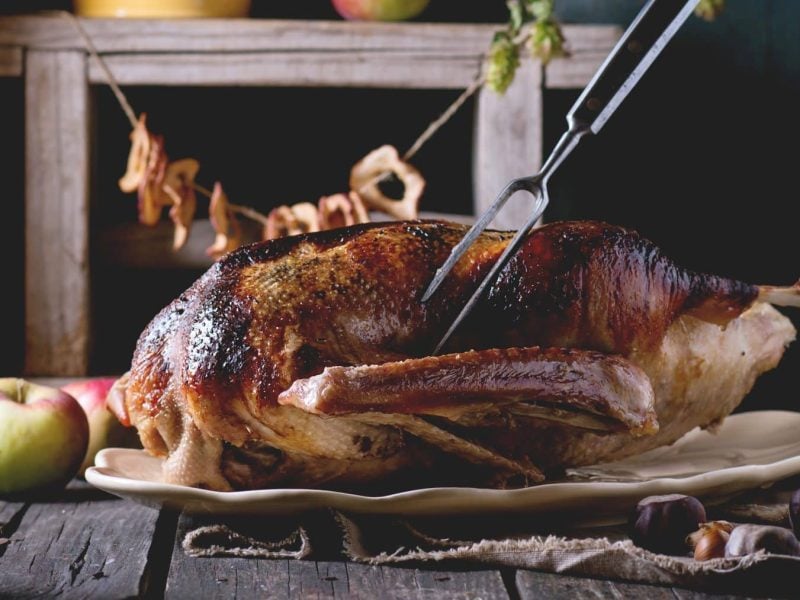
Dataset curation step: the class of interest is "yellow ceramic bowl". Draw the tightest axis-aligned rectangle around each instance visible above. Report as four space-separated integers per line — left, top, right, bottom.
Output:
74 0 251 18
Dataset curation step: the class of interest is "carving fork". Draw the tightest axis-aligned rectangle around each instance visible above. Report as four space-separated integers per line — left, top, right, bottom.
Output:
422 0 701 354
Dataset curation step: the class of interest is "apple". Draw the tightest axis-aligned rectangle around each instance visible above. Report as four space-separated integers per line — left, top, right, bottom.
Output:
331 0 430 21
0 378 89 494
62 378 140 476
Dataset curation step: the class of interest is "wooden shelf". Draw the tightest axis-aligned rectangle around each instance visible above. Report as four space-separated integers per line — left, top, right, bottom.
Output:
97 212 476 271
0 17 619 88
0 16 620 375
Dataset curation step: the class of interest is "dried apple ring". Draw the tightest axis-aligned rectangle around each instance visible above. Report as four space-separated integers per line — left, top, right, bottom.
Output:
264 203 320 240
137 134 169 226
164 158 200 195
349 145 425 221
318 193 370 230
207 182 242 260
167 191 196 251
119 114 151 193
289 202 321 234
163 158 200 250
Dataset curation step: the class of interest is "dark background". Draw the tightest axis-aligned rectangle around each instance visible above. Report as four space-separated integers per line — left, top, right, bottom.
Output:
1 1 798 412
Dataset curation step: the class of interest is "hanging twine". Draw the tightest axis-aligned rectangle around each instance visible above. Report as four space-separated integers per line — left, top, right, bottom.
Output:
60 11 525 220
63 12 138 129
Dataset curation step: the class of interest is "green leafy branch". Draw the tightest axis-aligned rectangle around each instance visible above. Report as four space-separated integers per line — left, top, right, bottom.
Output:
487 0 566 94
487 0 726 95
695 0 725 21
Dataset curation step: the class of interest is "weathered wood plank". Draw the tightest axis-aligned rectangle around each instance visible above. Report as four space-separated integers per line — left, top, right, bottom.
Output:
543 29 623 89
545 50 613 89
167 514 508 599
167 556 290 599
0 17 496 54
346 563 510 599
0 497 162 599
559 24 623 53
96 212 474 271
168 557 509 600
516 570 761 599
516 570 677 599
88 51 483 88
0 501 27 550
0 18 621 90
671 587 756 600
288 561 351 597
0 45 22 77
87 46 617 90
474 57 542 230
0 17 618 58
165 513 289 599
166 514 336 600
24 50 90 376
97 219 254 271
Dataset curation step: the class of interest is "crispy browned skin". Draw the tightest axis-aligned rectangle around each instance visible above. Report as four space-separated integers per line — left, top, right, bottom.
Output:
120 220 791 490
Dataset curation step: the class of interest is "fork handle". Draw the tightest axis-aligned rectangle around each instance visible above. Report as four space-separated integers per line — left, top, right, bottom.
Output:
568 0 699 134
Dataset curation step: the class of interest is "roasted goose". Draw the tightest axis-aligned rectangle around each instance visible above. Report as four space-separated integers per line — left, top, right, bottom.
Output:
110 221 799 491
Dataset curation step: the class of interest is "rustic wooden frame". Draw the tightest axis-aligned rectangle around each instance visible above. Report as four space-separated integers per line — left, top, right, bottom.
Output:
0 16 619 376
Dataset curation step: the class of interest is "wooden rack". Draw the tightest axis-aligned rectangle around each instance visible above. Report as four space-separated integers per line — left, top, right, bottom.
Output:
0 16 619 376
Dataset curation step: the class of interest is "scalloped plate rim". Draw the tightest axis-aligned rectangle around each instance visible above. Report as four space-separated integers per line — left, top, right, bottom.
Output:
85 410 800 518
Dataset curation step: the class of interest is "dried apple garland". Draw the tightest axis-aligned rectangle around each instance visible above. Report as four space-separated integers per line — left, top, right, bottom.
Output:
64 2 723 260
65 12 476 258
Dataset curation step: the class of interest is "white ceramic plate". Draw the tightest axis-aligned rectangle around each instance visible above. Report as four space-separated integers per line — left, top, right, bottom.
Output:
86 410 800 522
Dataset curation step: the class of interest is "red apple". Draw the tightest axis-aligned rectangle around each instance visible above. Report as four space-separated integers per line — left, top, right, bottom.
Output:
0 378 89 494
62 378 140 475
331 0 430 21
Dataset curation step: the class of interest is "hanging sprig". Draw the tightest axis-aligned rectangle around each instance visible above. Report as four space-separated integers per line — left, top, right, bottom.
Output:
528 2 567 64
486 32 521 94
487 0 726 95
695 0 726 21
487 0 567 94
525 0 567 64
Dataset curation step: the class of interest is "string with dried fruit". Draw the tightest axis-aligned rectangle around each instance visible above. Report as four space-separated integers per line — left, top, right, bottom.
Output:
117 115 200 251
80 5 727 260
117 115 427 257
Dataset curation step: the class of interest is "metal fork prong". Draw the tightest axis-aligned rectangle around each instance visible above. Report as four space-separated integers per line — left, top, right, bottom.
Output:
421 178 533 303
432 191 549 355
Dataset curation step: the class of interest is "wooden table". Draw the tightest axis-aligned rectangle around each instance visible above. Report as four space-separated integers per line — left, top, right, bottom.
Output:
0 481 761 599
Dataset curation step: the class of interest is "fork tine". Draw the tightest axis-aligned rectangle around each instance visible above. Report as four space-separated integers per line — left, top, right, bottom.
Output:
431 192 549 355
421 178 530 303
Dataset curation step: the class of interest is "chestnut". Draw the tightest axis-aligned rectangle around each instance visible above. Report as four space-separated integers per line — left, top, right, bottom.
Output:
630 494 707 554
725 524 800 558
687 521 734 561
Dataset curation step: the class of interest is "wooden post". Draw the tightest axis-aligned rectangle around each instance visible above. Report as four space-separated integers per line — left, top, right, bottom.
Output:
24 50 90 376
473 57 543 231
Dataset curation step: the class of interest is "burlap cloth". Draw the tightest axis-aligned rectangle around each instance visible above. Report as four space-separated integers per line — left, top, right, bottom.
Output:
182 480 800 596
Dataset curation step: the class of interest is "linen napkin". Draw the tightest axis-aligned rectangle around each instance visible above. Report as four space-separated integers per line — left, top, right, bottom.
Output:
182 481 800 596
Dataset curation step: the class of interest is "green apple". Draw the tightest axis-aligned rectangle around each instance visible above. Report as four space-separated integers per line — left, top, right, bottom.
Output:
0 378 89 494
331 0 430 21
62 378 140 476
